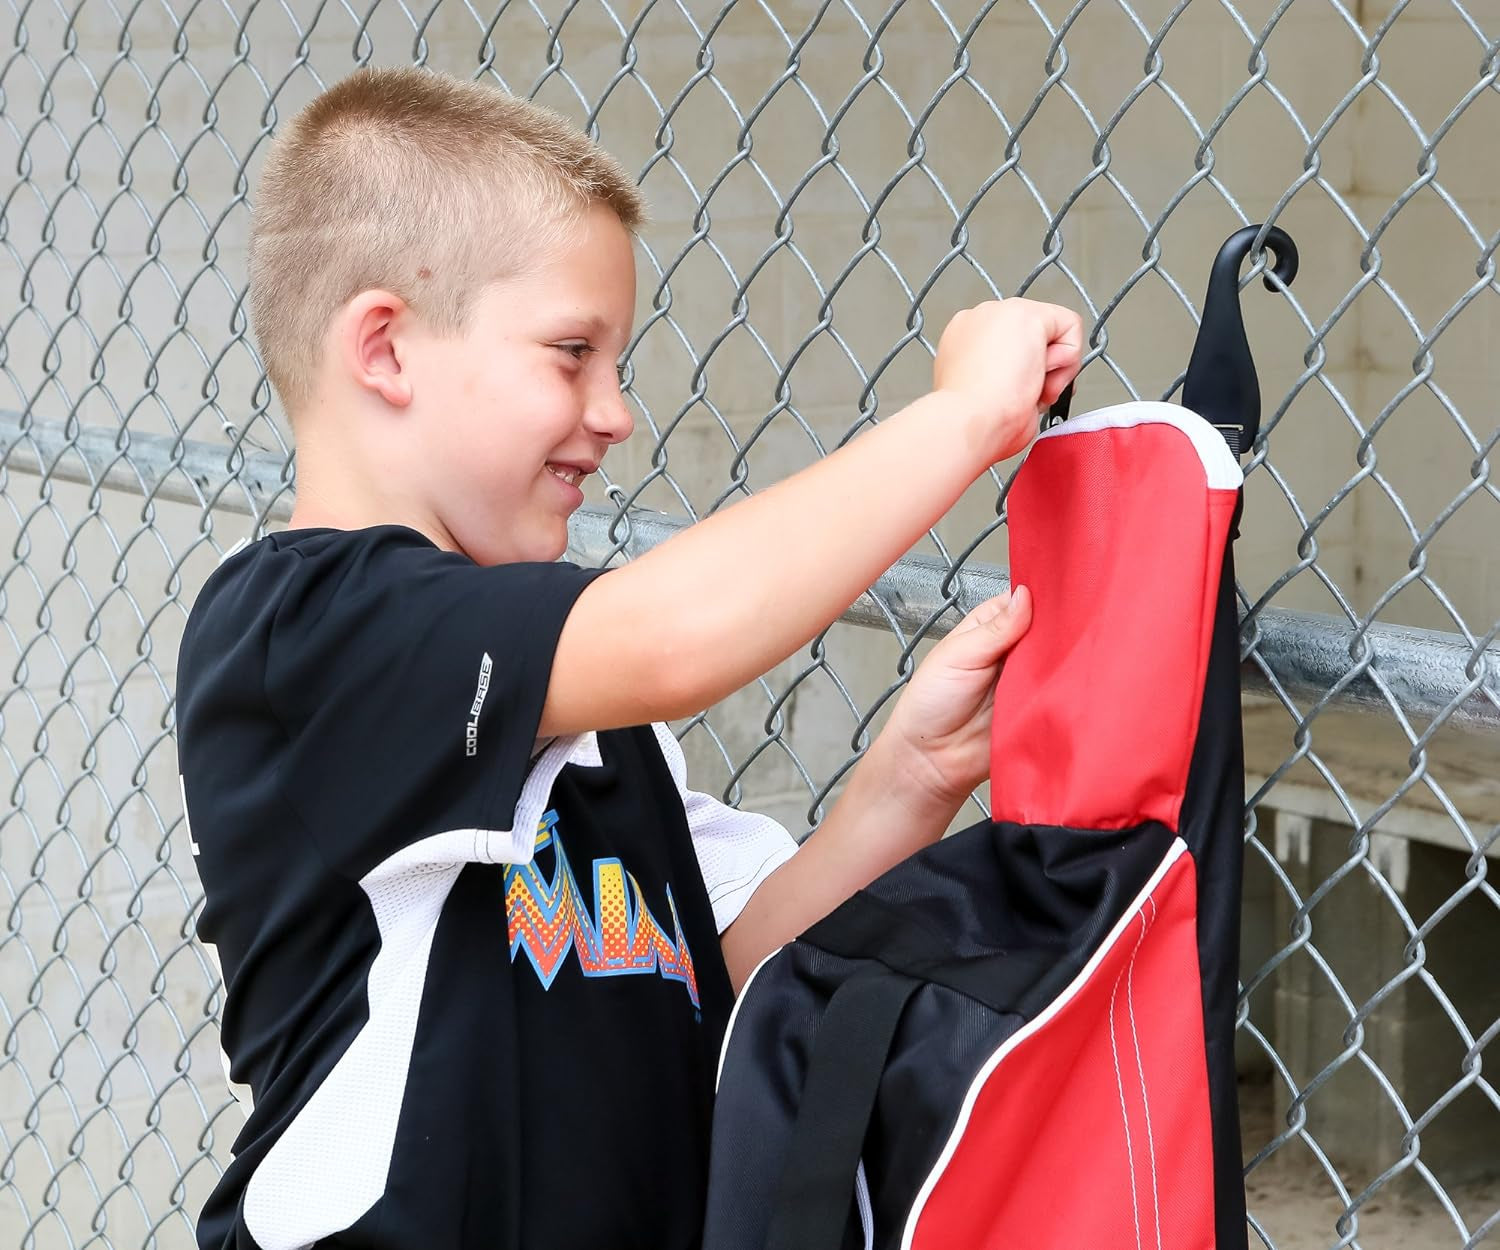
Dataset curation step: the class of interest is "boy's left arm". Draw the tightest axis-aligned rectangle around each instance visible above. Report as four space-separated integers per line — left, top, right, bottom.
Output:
720 587 1033 989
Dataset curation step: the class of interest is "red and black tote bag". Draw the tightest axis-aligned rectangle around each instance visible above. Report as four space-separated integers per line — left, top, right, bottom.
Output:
703 400 1251 1250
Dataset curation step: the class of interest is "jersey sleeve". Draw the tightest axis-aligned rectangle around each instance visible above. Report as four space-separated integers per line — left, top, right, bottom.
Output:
650 723 799 934
264 534 604 879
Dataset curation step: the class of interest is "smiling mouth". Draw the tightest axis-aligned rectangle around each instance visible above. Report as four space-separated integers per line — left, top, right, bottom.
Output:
546 464 584 487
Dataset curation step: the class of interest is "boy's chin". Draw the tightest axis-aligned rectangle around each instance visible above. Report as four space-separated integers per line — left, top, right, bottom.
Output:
451 520 569 567
506 525 572 567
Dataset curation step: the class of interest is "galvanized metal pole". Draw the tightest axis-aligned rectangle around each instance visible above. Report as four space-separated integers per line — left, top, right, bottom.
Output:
6 411 1494 733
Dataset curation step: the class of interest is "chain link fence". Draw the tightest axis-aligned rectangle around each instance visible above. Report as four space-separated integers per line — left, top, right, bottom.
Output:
1 0 1497 1246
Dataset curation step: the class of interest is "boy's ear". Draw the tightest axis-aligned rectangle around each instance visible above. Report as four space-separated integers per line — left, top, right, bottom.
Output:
339 289 414 410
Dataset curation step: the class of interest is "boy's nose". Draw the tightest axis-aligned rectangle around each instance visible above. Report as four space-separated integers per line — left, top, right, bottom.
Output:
588 387 635 445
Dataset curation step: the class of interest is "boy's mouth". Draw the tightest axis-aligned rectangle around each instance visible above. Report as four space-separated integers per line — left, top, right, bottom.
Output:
546 463 584 487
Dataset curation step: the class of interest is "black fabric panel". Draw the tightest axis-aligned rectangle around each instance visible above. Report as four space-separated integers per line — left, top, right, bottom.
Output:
801 893 1061 1015
703 947 844 1250
764 970 921 1250
804 817 1176 1019
195 868 379 1250
1178 503 1250 1250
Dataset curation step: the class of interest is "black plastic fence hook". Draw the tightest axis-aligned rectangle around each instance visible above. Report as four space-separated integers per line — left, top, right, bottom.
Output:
1008 224 1298 514
1181 224 1299 455
1040 224 1298 448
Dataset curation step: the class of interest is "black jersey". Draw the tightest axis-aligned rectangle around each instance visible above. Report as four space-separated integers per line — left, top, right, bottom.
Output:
177 526 796 1250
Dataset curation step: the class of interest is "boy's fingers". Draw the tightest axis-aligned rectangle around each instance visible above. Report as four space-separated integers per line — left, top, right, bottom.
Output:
1039 309 1084 405
1040 304 1085 353
1044 339 1082 373
1041 368 1078 406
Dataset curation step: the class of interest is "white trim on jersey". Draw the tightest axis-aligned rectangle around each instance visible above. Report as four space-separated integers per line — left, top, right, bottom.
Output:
1036 401 1245 492
651 723 800 935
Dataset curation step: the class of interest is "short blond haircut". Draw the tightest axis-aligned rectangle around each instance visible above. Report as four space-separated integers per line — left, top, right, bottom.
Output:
249 67 645 415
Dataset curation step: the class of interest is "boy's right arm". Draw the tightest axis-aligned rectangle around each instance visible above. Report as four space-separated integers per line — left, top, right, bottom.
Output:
540 298 1083 737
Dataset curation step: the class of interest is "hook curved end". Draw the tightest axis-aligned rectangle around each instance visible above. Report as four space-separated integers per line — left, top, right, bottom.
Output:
1183 224 1300 455
1216 224 1300 294
1258 227 1299 292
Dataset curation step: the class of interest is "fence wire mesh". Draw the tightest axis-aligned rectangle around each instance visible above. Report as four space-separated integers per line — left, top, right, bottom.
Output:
1 0 1498 1246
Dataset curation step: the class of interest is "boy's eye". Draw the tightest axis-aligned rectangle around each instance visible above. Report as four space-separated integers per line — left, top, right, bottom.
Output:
554 341 627 388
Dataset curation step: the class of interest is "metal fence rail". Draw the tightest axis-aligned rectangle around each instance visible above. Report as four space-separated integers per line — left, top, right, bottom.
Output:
1 1 1497 1248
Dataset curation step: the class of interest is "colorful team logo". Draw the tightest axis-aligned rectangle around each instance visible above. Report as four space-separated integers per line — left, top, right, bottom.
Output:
505 810 700 1008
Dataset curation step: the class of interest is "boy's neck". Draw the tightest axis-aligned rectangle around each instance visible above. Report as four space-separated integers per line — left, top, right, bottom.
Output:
288 430 457 553
286 491 456 553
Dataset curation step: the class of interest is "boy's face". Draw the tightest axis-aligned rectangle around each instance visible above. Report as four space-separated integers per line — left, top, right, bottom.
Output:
411 203 637 566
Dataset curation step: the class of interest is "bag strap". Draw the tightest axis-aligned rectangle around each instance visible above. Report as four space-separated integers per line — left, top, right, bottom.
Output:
765 969 922 1250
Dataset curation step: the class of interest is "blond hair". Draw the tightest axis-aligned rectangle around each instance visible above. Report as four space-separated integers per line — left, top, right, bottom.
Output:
248 67 644 415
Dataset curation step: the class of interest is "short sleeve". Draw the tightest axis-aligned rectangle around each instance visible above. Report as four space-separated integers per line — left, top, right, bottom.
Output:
264 530 604 879
649 723 799 934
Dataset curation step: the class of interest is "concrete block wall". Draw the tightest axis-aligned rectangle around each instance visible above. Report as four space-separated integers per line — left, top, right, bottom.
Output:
1 0 1495 1245
1264 810 1500 1197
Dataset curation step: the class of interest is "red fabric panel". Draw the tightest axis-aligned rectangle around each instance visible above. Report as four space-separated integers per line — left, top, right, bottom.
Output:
990 424 1237 831
908 849 1215 1250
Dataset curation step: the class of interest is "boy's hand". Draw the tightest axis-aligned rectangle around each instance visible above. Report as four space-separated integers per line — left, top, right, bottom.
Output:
934 300 1083 465
721 587 1032 985
882 587 1034 810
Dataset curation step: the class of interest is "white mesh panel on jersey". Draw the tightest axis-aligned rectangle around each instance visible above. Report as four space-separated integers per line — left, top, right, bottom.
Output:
650 724 798 934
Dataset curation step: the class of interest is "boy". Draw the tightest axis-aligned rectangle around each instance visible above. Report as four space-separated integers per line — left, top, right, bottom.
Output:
176 67 1080 1250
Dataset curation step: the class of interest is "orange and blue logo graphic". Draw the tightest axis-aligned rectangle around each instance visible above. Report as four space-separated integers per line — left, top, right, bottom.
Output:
505 810 700 1008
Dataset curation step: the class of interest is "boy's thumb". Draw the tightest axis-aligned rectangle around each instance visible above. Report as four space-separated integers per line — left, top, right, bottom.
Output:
989 585 1032 644
949 586 1032 666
